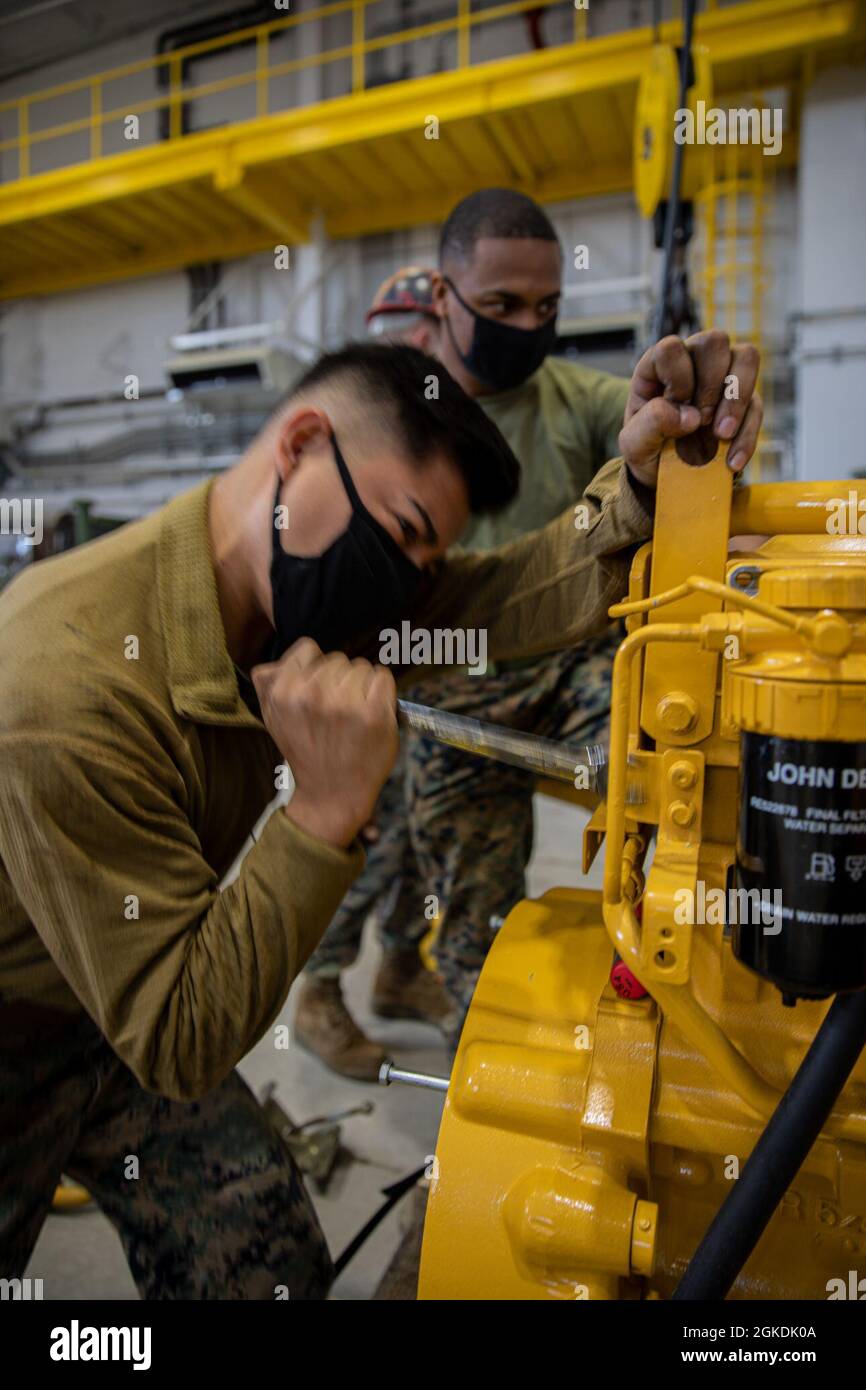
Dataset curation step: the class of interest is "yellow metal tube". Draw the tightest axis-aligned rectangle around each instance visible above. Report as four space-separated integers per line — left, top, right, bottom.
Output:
18 100 29 179
611 573 817 639
169 57 182 142
352 0 366 92
257 31 269 119
457 0 471 67
731 480 866 535
90 83 102 161
603 622 702 909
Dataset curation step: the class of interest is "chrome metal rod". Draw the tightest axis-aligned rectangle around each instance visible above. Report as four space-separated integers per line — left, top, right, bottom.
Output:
379 1062 450 1093
396 699 605 787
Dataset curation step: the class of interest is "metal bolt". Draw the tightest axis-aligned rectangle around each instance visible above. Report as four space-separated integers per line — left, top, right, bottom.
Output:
657 692 698 735
811 613 853 659
670 759 697 790
379 1062 450 1093
670 800 696 828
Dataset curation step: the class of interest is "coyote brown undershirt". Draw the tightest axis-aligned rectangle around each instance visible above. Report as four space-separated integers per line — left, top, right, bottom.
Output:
465 357 630 552
0 457 651 1099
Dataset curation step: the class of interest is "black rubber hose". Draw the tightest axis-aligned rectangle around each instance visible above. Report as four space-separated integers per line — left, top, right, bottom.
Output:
650 0 698 344
332 1164 426 1280
672 988 866 1300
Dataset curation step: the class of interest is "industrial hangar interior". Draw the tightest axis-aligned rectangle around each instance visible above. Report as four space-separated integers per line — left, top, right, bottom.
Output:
1 0 866 1336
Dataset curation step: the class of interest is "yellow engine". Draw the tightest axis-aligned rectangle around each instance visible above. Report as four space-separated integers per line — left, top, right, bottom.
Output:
419 446 866 1301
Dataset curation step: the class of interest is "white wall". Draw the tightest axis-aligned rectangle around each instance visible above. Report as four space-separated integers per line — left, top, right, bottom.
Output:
796 66 866 481
2 272 187 404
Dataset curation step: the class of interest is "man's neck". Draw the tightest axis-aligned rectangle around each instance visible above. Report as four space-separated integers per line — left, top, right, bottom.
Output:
209 467 274 672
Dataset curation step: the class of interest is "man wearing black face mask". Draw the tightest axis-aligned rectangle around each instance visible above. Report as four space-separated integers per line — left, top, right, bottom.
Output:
406 191 633 1029
267 435 427 659
0 342 676 1299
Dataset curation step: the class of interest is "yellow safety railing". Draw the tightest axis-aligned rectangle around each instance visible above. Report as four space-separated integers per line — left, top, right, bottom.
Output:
0 0 584 180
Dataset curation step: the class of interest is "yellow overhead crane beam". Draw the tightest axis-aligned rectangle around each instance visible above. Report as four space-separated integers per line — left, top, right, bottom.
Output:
0 0 861 300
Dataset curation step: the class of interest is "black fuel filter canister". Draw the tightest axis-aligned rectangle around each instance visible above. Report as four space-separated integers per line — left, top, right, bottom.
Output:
734 733 866 999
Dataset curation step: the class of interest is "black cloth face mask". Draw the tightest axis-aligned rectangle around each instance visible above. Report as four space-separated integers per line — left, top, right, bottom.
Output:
444 276 557 392
268 435 424 659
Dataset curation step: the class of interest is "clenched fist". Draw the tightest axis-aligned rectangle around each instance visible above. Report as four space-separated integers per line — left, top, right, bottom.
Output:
620 329 762 489
251 638 399 850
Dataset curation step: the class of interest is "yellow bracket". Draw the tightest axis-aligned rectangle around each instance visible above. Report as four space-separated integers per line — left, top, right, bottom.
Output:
641 748 706 986
639 448 733 746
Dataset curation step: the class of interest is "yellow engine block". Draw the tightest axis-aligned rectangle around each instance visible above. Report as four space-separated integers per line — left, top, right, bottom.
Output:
419 447 866 1301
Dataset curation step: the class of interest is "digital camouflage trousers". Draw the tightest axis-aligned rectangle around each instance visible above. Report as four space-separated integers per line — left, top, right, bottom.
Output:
305 631 617 1018
0 1008 332 1299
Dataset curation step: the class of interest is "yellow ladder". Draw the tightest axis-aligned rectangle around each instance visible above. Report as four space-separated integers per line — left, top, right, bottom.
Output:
693 98 775 478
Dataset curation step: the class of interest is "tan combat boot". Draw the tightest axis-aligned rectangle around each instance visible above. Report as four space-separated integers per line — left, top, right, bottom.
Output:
294 976 388 1082
371 949 457 1034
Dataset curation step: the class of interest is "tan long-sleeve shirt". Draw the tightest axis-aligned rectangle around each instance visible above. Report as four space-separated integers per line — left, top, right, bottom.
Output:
0 459 652 1098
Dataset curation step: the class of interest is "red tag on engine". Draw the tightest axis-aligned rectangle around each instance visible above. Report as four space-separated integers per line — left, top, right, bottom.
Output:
610 958 648 1000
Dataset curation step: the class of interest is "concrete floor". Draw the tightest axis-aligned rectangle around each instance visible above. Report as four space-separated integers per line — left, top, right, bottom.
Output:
26 793 600 1301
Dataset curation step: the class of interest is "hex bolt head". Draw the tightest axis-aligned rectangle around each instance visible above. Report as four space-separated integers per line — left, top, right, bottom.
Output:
656 692 698 734
670 800 696 828
670 759 697 790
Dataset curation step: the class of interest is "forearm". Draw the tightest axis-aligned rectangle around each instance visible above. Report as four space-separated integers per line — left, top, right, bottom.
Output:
413 458 655 662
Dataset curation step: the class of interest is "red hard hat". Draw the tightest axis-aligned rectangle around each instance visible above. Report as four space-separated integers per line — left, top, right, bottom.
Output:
366 266 437 325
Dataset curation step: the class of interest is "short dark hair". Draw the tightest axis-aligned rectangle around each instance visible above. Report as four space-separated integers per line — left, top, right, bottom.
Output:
439 188 560 267
285 342 520 515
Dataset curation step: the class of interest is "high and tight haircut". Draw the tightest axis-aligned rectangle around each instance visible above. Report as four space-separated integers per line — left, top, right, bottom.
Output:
280 342 520 515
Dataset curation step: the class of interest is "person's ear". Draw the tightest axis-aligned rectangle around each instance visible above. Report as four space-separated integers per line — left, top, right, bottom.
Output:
430 270 449 320
274 407 333 483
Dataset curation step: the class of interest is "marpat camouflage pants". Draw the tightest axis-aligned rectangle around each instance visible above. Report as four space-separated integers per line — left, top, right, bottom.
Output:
305 633 617 1017
0 1009 332 1299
